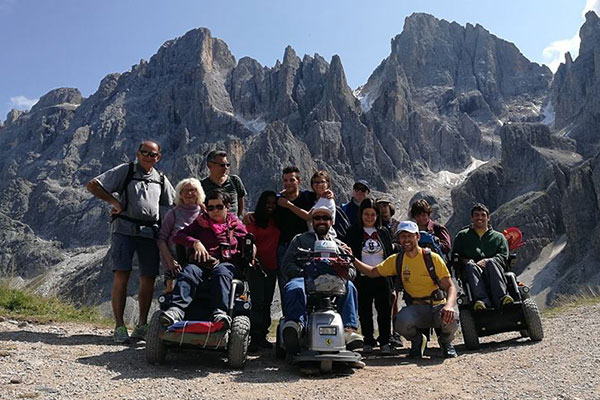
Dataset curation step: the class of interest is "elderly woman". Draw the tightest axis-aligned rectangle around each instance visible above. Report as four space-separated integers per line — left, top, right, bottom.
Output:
157 178 205 274
160 190 249 328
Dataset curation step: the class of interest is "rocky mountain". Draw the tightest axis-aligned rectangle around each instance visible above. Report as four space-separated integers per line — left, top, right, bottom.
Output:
0 12 579 310
446 11 600 305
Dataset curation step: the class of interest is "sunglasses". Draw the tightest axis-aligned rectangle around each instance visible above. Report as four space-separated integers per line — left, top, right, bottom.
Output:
313 215 332 221
354 186 368 193
211 161 231 168
140 150 160 158
181 188 197 194
207 204 226 211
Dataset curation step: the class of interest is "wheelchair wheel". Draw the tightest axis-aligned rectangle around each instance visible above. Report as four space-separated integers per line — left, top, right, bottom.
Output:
228 315 250 369
146 311 167 365
460 309 480 350
522 298 544 342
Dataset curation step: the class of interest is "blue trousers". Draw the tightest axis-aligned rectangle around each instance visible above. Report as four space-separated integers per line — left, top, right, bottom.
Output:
169 262 235 317
283 277 359 329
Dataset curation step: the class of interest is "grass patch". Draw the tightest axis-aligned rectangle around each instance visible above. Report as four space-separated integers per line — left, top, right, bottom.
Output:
543 287 600 318
0 284 111 326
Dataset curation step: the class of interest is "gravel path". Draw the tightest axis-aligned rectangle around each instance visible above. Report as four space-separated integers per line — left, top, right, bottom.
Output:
0 303 599 400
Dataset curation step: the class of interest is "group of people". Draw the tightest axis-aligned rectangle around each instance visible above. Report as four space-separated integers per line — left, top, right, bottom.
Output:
87 140 512 359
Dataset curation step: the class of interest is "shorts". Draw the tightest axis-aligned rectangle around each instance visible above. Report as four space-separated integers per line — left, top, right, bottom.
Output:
111 233 160 276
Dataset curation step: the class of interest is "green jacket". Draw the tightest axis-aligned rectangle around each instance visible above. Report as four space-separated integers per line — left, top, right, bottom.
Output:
452 226 509 270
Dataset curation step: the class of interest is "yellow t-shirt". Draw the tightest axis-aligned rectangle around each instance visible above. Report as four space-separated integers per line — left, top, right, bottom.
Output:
375 248 450 300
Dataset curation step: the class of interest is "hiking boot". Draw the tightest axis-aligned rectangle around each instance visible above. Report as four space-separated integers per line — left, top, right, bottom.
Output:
362 344 374 354
282 320 302 355
408 333 427 359
113 325 129 344
441 342 458 358
212 310 232 330
159 307 184 327
501 295 514 306
130 324 148 341
473 300 487 311
380 343 392 355
343 328 364 351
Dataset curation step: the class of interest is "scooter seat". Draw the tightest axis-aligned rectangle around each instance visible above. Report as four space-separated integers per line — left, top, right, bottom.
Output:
167 320 226 334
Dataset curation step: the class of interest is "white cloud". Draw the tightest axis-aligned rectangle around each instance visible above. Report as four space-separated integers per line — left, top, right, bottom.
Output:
542 0 600 72
9 96 39 111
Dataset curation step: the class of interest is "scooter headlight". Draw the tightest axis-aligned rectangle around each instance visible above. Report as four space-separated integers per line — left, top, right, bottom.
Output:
319 326 337 335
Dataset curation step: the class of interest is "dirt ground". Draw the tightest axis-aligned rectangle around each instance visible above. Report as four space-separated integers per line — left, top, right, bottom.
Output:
0 303 599 400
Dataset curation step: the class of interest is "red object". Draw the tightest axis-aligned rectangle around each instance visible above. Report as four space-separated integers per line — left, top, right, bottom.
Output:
167 320 225 334
503 227 524 250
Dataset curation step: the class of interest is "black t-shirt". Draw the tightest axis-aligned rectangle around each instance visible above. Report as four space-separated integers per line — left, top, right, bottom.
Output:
276 190 315 244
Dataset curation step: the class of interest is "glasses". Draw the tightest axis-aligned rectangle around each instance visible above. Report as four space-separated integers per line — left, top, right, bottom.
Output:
313 215 332 221
207 204 226 211
140 150 160 158
181 188 197 194
210 161 231 168
312 180 328 185
354 186 368 193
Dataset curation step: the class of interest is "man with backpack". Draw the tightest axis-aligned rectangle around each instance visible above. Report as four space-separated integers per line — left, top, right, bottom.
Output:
86 140 175 343
201 150 247 218
352 221 458 358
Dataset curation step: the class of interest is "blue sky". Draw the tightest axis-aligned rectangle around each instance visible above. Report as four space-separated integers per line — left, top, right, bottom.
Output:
0 0 597 118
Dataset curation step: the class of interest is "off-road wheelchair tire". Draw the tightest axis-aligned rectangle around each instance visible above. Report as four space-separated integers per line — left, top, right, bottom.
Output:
522 298 544 342
227 315 250 369
146 311 167 365
460 308 480 350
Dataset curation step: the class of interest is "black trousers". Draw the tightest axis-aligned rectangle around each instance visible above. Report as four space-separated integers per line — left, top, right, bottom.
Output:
247 268 277 339
355 274 393 346
464 259 508 308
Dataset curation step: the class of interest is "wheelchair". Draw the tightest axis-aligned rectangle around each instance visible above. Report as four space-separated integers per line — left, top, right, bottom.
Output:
451 229 543 350
145 234 255 368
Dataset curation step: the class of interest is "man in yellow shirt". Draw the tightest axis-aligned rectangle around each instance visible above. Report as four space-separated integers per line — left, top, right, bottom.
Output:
352 221 459 358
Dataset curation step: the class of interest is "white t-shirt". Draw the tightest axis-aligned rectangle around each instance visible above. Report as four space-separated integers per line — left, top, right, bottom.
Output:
361 227 385 266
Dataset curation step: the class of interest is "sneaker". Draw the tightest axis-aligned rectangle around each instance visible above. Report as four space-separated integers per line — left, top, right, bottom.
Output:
343 328 364 351
362 344 374 354
160 307 184 327
441 342 458 358
408 333 427 359
212 310 232 329
113 325 129 344
130 324 148 340
389 332 404 348
380 343 392 355
282 320 302 355
501 295 515 306
473 300 487 311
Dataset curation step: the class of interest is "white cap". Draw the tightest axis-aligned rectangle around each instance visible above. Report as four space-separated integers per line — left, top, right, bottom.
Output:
395 220 419 234
311 205 333 216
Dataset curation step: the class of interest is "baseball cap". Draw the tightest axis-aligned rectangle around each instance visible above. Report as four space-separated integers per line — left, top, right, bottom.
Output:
395 220 419 234
353 179 370 191
311 205 333 216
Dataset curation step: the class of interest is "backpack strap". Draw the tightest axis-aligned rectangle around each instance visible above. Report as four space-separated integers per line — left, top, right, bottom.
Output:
394 250 405 292
422 248 441 288
117 162 136 213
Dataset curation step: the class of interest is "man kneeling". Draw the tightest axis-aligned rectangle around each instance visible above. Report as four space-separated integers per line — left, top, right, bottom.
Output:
353 221 459 358
280 206 364 354
160 190 249 328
